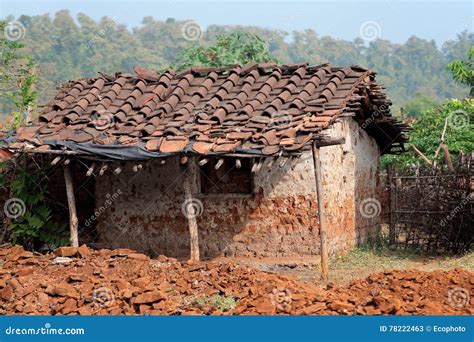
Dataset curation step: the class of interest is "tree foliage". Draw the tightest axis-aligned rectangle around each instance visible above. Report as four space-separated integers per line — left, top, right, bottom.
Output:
382 99 474 169
172 32 275 70
402 94 439 118
0 21 38 128
5 162 69 248
0 12 472 116
446 47 474 96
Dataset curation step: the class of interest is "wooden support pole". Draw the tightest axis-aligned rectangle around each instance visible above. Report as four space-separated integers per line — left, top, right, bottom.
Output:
63 165 79 247
311 142 328 284
440 144 454 172
183 158 200 262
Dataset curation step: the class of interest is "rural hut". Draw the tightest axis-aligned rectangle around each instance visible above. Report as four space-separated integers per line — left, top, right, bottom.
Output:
0 63 408 272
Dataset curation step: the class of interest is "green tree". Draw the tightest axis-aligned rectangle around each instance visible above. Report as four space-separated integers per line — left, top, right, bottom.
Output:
172 32 276 71
401 94 438 118
383 99 474 169
0 12 473 115
0 21 38 127
446 46 474 97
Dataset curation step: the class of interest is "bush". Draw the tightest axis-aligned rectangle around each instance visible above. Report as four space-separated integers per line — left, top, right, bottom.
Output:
382 98 474 170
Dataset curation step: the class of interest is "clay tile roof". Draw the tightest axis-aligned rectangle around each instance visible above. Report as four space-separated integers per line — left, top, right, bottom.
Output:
2 63 408 159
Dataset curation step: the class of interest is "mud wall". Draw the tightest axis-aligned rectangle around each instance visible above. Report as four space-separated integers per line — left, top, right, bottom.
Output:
94 117 380 259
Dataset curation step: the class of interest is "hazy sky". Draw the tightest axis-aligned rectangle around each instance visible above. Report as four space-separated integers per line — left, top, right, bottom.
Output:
1 0 472 45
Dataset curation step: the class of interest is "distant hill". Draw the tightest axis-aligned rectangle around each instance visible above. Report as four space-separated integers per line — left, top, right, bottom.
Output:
1 10 472 117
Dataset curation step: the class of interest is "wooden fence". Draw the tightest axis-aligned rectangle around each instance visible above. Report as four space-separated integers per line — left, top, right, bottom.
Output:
385 159 473 253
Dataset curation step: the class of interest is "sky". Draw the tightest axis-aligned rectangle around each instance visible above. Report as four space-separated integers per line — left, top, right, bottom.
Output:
0 0 473 45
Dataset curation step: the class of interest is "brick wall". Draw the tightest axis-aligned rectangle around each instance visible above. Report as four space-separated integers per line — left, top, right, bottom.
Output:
94 118 380 259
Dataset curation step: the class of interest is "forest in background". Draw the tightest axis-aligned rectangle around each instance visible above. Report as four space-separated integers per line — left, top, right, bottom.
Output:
1 10 473 117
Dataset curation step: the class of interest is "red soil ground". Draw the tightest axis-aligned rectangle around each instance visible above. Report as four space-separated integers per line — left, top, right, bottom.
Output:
0 245 472 315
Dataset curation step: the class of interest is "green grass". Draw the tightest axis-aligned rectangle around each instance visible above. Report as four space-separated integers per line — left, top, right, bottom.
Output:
333 247 474 271
327 246 474 285
191 294 238 312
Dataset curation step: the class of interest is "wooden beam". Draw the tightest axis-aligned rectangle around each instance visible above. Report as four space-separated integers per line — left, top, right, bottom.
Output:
63 165 79 247
215 158 224 170
314 137 346 148
311 142 328 284
51 156 61 165
133 164 143 172
410 144 433 166
251 160 259 172
279 157 290 168
99 163 108 176
266 158 276 168
182 158 200 262
86 163 96 177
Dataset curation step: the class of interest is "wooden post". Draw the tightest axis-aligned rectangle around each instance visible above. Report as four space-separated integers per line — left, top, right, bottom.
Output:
63 165 79 247
311 142 328 284
440 144 454 172
183 158 200 261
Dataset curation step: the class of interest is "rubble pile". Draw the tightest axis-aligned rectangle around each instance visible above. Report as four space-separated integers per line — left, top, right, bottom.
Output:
0 245 472 315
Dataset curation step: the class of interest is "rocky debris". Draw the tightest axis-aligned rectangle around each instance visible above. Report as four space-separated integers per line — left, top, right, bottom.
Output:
0 244 472 316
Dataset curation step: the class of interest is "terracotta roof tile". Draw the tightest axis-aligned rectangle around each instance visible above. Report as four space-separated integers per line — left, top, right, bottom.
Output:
5 63 407 157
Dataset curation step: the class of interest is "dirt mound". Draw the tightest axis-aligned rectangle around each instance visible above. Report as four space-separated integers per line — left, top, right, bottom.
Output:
0 245 472 315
